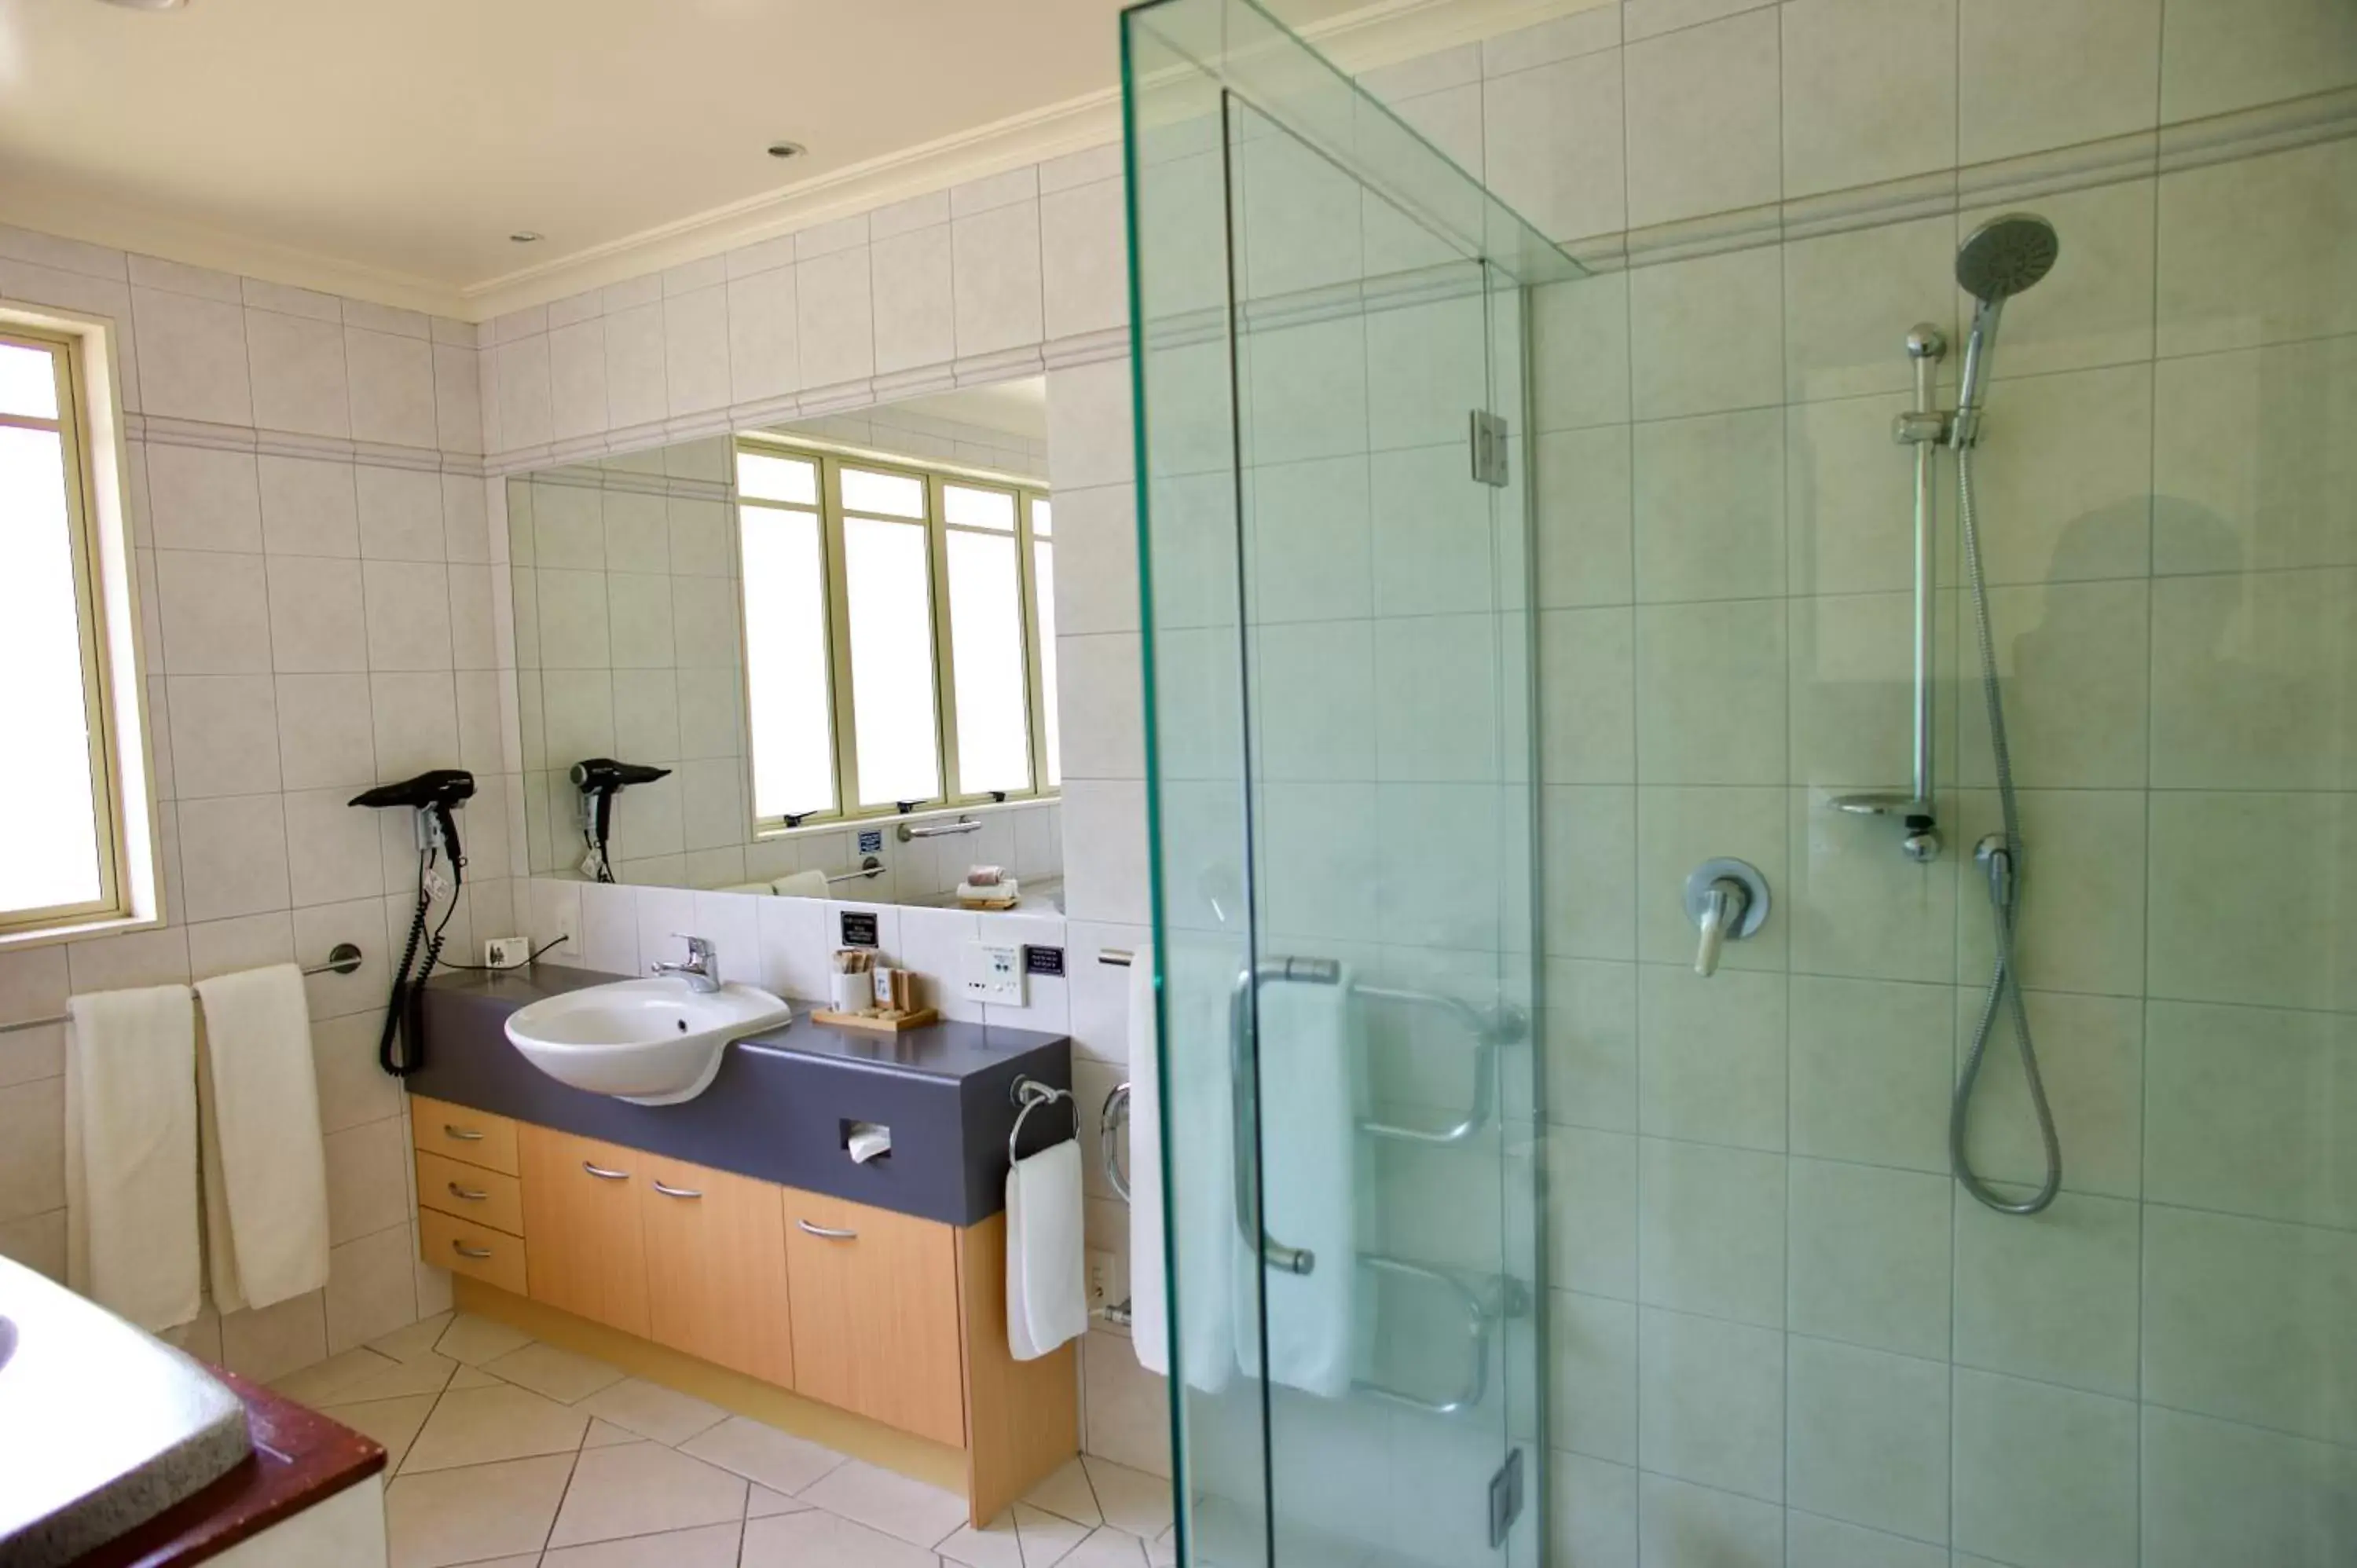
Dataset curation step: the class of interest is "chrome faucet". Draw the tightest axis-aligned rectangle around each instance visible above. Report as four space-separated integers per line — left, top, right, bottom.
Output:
1683 859 1770 978
651 934 721 994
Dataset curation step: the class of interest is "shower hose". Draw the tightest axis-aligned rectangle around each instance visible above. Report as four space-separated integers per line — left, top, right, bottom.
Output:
1952 445 2063 1214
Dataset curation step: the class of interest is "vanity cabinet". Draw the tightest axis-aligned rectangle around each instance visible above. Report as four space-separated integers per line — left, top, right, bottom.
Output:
783 1190 965 1446
517 1126 652 1337
641 1152 797 1387
406 967 1079 1529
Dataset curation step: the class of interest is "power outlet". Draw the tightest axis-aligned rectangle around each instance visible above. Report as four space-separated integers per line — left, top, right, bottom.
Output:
1086 1248 1116 1308
483 935 533 969
962 942 1026 1006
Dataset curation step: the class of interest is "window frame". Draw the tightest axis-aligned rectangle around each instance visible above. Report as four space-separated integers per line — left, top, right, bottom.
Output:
735 435 1056 833
0 319 153 943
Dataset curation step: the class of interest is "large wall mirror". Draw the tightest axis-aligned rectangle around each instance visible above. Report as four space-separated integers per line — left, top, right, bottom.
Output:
506 376 1065 910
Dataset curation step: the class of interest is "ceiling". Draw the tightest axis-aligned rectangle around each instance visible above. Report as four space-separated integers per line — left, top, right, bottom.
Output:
0 0 1387 313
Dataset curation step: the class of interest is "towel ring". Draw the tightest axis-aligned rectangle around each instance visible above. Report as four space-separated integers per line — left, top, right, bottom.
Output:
1008 1076 1076 1165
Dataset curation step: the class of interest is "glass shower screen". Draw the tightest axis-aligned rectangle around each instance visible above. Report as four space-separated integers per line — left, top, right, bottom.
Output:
1123 4 1577 1563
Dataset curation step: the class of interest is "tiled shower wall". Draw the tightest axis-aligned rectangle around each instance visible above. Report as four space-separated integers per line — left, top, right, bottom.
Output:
0 233 506 1379
1461 2 2357 1565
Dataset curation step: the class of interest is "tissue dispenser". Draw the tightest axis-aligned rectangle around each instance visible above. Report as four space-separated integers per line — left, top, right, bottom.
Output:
847 1121 892 1164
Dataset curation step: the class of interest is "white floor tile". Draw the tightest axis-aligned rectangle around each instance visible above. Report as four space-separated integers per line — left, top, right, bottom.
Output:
401 1381 589 1474
547 1439 748 1547
679 1414 849 1495
541 1521 742 1568
577 1376 729 1446
383 1451 575 1568
434 1311 535 1365
1082 1456 1174 1541
747 1484 813 1519
318 1393 437 1471
801 1457 971 1547
1025 1456 1102 1527
741 1508 937 1568
484 1340 628 1404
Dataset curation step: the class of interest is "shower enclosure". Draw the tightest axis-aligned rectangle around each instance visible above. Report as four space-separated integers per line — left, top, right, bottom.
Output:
1124 2 2356 1565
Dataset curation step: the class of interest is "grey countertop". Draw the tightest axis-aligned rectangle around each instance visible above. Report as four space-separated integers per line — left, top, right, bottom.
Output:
0 1255 251 1568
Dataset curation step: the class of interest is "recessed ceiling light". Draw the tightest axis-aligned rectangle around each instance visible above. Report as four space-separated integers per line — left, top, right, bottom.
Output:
95 0 189 9
766 142 807 160
509 231 542 244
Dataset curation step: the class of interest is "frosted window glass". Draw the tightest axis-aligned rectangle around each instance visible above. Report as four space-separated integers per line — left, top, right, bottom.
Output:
841 467 926 519
738 505 837 819
0 343 59 420
944 483 1017 532
946 530 1032 794
0 426 104 914
844 516 940 804
1033 539 1060 787
1030 496 1052 537
736 450 817 505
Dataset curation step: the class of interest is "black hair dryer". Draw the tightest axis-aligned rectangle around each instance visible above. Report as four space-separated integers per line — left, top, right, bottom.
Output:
350 769 476 1077
570 758 669 883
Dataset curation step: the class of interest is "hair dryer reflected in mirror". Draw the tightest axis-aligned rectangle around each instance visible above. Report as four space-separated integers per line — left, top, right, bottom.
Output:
350 768 477 1078
570 758 670 884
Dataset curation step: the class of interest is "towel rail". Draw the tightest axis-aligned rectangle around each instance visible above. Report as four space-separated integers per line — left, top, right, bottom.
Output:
0 943 366 1035
822 856 885 885
1098 947 1135 966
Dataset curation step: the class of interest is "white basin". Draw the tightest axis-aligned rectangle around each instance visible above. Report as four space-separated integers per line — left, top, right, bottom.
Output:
504 977 792 1105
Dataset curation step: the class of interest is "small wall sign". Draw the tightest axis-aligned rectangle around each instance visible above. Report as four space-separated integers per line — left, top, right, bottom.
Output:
1024 946 1065 977
857 829 884 855
840 910 880 948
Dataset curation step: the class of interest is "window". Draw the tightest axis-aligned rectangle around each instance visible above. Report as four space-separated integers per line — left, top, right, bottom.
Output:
0 326 145 937
735 439 1058 827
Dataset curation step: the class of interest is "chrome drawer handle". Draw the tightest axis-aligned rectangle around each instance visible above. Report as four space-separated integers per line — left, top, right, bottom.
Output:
446 1181 488 1202
797 1220 858 1241
452 1242 493 1260
651 1180 702 1200
582 1162 631 1180
443 1124 485 1141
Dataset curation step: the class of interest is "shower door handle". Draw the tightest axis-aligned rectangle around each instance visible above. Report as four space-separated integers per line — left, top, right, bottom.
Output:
1230 962 1321 1277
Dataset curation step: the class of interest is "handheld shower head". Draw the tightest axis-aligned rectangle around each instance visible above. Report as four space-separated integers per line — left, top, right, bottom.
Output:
1956 214 2059 303
1951 214 2059 447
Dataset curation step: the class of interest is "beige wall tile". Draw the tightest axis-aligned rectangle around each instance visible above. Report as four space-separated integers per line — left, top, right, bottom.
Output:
1954 1190 2141 1394
1787 1158 1952 1359
1786 1336 1950 1544
1952 1370 2139 1568
1624 9 1782 228
1780 0 1957 199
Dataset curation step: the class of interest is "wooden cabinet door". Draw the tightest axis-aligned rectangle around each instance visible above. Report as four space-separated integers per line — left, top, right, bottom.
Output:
640 1153 795 1387
781 1188 966 1446
516 1124 650 1336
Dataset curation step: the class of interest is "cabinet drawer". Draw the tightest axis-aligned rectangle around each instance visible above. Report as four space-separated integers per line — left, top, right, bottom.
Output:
420 1208 528 1296
416 1150 525 1236
782 1189 965 1447
410 1095 518 1176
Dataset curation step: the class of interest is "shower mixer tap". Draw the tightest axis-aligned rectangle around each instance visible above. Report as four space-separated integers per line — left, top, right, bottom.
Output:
1684 859 1770 978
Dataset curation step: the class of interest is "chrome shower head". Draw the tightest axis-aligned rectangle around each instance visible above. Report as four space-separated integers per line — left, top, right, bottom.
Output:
1951 214 2058 447
1956 213 2059 303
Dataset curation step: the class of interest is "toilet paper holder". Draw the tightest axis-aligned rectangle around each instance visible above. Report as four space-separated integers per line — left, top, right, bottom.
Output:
1008 1075 1076 1163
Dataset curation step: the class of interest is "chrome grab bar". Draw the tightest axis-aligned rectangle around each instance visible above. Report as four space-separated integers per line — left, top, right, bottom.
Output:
896 815 979 841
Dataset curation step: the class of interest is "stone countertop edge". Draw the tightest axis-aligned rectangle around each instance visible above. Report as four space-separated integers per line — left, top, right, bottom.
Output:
0 1255 251 1568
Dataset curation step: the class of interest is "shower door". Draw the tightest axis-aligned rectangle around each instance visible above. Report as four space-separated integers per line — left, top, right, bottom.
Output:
1124 3 1573 1563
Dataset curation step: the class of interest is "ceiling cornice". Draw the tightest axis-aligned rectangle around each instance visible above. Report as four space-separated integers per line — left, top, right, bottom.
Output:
5 0 1601 323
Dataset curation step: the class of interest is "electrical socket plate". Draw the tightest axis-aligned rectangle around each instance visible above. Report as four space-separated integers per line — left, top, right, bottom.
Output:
484 936 532 969
1086 1248 1116 1307
962 942 1025 1006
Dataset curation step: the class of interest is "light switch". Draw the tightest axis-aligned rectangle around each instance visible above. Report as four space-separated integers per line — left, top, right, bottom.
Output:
962 942 1026 1006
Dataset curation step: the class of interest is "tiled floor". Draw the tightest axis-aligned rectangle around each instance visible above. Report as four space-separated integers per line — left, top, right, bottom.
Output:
271 1312 1178 1568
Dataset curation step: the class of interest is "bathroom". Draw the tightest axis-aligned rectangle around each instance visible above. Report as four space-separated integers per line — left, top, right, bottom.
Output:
0 0 2352 1563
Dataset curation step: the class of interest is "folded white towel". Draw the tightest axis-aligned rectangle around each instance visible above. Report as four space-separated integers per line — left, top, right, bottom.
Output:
1006 1137 1086 1361
1129 942 1234 1391
1233 960 1358 1398
771 869 830 899
194 965 331 1314
65 984 202 1331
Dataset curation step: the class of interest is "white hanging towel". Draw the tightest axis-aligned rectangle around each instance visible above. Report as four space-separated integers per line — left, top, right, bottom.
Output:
1129 942 1236 1392
194 965 331 1313
1233 961 1358 1398
64 984 202 1331
771 870 831 899
1006 1136 1087 1361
